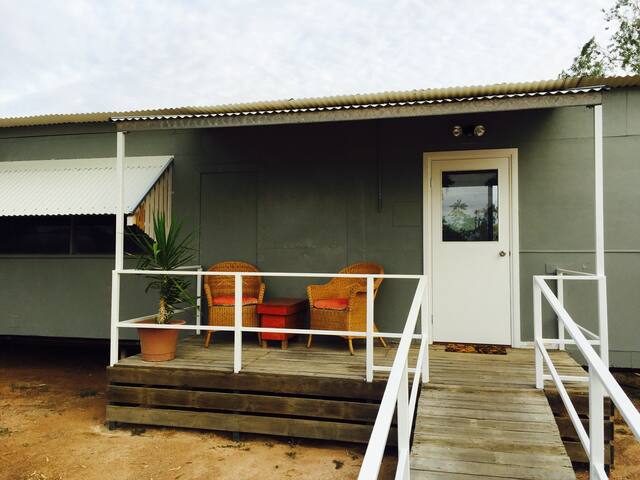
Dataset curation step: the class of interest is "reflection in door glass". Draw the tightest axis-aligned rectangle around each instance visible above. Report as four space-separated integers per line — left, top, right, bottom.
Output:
442 170 498 241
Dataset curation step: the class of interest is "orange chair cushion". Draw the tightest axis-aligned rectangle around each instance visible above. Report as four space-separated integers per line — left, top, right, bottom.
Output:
212 296 259 306
314 298 349 310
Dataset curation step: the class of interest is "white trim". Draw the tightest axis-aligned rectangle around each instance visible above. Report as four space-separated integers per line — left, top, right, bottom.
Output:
422 148 521 347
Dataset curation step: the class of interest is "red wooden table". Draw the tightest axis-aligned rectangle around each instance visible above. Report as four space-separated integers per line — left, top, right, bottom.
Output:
257 298 308 349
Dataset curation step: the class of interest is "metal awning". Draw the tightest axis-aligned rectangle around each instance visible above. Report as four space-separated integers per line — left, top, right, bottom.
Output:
0 156 172 216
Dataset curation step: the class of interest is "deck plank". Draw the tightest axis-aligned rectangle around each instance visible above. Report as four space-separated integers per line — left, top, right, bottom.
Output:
410 348 577 480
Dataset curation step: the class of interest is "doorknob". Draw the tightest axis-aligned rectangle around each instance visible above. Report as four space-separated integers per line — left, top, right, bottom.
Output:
499 250 507 257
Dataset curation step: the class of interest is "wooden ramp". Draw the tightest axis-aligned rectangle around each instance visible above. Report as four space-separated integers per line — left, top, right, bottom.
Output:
410 347 577 480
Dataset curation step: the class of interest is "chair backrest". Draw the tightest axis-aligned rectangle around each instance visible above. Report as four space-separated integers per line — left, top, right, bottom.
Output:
206 261 261 298
335 262 384 292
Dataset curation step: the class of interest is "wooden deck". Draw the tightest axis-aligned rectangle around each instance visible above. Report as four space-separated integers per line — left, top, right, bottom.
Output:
108 335 415 444
410 347 583 480
116 334 417 380
107 336 611 477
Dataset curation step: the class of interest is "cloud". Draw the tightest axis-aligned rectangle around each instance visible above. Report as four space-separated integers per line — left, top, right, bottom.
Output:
0 0 614 117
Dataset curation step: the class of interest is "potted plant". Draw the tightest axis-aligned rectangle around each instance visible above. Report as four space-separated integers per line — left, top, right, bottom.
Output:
130 213 196 361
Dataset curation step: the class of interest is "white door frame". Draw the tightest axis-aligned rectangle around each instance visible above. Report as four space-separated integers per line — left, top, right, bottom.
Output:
423 148 521 347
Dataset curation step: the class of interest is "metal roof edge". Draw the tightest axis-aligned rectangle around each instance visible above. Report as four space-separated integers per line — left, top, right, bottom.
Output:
128 156 173 214
110 86 607 123
0 75 636 129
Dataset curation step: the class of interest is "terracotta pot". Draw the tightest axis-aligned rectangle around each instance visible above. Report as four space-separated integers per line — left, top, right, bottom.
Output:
136 319 185 362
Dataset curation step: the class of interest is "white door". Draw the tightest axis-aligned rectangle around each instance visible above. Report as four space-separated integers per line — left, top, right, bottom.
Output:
431 156 511 345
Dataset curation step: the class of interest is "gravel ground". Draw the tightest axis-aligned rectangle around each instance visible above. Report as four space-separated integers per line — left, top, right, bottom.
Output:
0 340 396 480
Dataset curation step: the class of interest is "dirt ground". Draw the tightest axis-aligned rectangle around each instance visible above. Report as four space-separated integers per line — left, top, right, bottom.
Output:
0 340 396 480
1 341 638 480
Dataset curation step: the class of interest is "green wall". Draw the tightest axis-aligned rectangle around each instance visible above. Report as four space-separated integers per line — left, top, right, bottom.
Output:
0 89 639 366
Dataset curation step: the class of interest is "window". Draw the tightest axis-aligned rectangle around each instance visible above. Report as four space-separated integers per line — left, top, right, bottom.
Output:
0 215 144 254
442 170 499 242
0 216 71 254
73 215 115 254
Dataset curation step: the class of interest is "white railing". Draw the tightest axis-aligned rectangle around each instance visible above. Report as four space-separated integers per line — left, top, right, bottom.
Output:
358 276 429 480
111 269 429 385
176 264 203 333
555 268 603 354
534 275 640 480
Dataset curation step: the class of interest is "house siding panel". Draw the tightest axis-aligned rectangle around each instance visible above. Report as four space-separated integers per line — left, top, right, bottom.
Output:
0 90 639 366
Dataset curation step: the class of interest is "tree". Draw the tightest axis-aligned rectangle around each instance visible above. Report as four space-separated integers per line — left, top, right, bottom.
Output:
561 0 640 77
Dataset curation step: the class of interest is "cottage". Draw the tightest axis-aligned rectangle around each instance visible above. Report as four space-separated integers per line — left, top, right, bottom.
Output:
1 75 640 478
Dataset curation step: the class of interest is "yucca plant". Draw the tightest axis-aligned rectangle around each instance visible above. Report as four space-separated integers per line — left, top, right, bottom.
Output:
130 213 196 324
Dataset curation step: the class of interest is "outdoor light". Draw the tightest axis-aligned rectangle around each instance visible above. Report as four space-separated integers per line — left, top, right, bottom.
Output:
452 124 487 138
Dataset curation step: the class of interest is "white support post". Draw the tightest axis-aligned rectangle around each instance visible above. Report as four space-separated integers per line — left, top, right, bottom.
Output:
109 271 120 366
421 277 429 383
109 131 126 366
594 104 609 368
557 272 565 351
396 364 410 480
533 281 543 389
196 268 202 335
366 277 374 383
589 368 605 478
233 273 242 374
597 277 609 367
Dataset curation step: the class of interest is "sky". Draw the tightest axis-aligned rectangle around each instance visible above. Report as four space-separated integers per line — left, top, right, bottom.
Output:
0 0 616 118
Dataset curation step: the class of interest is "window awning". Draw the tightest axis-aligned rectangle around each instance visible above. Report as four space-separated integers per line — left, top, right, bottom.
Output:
0 156 173 216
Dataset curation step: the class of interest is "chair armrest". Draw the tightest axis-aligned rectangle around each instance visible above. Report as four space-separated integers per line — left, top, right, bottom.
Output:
347 283 378 309
204 283 214 307
258 283 266 303
307 283 343 304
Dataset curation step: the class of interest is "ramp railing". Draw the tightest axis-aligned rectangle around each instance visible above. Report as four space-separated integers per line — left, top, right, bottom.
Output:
358 276 429 480
533 274 640 480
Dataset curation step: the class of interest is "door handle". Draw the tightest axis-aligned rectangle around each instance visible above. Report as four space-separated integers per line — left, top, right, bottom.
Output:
499 250 507 257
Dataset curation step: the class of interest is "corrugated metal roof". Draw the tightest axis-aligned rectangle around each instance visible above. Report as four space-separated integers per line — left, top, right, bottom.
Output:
1 75 639 129
113 85 605 123
0 156 172 216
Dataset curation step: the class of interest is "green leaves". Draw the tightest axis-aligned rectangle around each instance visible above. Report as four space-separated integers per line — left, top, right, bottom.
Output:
561 0 640 77
606 0 640 73
129 213 197 324
560 37 608 78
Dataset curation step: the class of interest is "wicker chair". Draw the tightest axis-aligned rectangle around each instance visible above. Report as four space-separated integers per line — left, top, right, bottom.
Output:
306 262 387 355
203 261 265 347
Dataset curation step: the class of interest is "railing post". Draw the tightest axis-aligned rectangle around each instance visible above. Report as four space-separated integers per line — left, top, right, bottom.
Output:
589 368 605 478
234 273 242 374
109 270 120 366
397 363 410 480
597 276 609 368
196 268 202 335
533 280 543 389
421 276 429 383
557 272 565 351
366 276 374 383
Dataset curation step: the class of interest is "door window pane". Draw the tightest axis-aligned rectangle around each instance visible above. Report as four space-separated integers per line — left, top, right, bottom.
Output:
442 170 498 241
